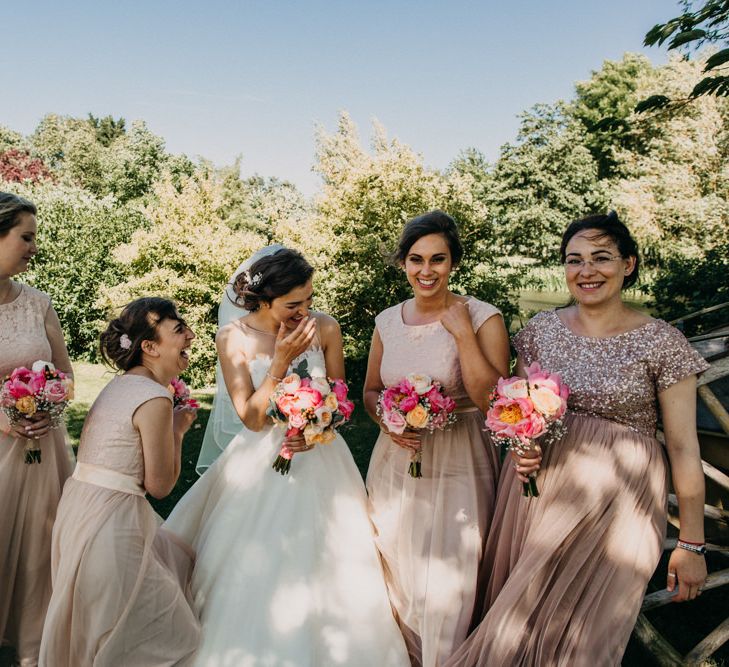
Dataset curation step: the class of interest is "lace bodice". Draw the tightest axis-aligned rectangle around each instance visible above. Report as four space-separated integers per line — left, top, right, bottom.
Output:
375 298 501 405
513 310 710 436
77 375 173 481
0 284 53 377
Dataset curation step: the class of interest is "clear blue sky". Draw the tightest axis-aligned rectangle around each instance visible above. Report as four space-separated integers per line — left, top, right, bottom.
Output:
3 1 672 195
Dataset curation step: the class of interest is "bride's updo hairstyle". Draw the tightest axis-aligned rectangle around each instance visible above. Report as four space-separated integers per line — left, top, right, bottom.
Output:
392 210 464 266
559 210 640 289
100 297 185 371
233 248 314 312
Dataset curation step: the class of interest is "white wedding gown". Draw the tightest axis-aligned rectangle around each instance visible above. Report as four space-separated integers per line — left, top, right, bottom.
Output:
164 322 409 667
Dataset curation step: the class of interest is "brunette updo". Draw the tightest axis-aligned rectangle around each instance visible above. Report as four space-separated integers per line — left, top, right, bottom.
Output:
392 210 464 266
0 192 36 237
560 210 640 289
100 297 184 371
232 248 314 311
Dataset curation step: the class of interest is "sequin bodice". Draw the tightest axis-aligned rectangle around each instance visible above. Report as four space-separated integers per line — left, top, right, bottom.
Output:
77 376 172 481
0 284 52 377
513 310 709 436
376 298 501 405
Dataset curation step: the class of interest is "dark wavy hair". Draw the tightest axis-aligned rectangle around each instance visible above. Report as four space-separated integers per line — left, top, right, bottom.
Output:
560 210 640 289
0 192 36 237
392 210 464 266
232 248 314 312
99 297 185 371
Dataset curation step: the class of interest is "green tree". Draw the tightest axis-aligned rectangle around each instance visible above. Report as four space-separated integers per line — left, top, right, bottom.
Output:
87 114 126 147
571 53 657 178
639 0 729 111
5 178 147 358
488 104 608 262
103 170 265 386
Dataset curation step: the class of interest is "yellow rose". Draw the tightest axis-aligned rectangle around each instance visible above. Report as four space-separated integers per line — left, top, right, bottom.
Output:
405 404 429 429
305 427 336 445
530 387 563 417
16 396 37 416
324 393 339 410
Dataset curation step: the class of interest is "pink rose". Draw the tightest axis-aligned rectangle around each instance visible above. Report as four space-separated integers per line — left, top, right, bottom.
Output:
6 378 33 400
276 394 297 417
331 378 349 403
338 399 354 420
425 387 446 412
291 386 322 412
382 409 407 435
380 387 399 411
282 373 302 394
43 380 68 404
399 393 419 413
288 411 307 430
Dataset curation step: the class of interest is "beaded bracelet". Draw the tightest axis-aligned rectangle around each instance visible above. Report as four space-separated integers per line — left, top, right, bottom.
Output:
266 371 284 383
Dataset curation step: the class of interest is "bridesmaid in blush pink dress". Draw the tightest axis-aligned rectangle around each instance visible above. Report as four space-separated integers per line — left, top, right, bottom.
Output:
39 298 200 667
446 212 709 667
0 193 75 667
364 211 510 667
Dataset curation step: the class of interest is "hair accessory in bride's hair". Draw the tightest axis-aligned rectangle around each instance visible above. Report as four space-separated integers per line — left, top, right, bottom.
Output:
119 333 132 350
250 272 263 286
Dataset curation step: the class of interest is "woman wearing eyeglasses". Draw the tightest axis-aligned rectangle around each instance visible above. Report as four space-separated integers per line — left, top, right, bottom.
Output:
446 211 709 667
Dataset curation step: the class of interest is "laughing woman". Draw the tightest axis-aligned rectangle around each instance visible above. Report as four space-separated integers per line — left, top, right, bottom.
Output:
446 211 709 667
39 298 200 667
364 211 510 667
0 192 75 667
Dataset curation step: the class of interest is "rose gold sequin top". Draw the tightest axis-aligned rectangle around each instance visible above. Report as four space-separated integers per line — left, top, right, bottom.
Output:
513 310 709 437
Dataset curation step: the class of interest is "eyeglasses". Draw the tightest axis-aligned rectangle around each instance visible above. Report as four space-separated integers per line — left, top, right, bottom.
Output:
564 256 622 270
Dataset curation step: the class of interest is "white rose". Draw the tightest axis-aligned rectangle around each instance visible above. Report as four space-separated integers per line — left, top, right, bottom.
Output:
501 378 528 399
32 360 55 373
281 373 301 393
407 373 433 395
314 406 333 427
530 387 564 417
309 377 331 396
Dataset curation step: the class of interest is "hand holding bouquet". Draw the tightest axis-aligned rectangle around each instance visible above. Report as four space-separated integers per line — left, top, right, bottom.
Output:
485 362 569 497
169 377 200 409
377 373 457 478
0 361 74 463
267 361 354 475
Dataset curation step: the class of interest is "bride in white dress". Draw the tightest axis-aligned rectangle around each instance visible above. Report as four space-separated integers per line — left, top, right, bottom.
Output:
164 247 409 667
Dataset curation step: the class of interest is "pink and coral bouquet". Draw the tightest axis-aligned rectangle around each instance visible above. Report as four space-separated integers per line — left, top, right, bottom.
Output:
168 377 200 410
485 362 569 497
267 366 354 475
0 361 74 463
377 373 457 478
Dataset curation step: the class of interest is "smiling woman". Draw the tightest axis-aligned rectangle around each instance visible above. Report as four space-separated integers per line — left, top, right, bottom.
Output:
447 211 710 667
39 297 200 666
0 192 76 667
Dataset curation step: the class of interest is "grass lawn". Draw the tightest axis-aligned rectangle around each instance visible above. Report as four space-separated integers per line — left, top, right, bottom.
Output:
57 363 729 666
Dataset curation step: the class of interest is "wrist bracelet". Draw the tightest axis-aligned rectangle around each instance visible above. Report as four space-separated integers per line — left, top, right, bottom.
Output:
266 371 284 383
677 540 706 555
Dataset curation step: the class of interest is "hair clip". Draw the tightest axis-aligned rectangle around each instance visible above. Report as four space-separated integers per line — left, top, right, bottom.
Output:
120 334 132 350
250 272 263 286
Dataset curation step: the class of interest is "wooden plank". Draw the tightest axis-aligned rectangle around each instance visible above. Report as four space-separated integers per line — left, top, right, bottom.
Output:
684 615 729 664
703 459 729 493
697 357 729 387
631 613 683 666
642 569 729 612
667 494 729 523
